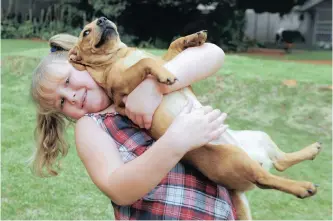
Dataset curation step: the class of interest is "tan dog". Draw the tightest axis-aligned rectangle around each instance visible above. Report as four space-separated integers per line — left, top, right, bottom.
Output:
65 17 321 219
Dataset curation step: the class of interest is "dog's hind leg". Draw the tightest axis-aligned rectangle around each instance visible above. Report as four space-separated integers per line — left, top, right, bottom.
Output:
273 142 322 172
185 144 317 200
227 148 318 198
257 132 322 171
230 191 252 220
253 166 317 199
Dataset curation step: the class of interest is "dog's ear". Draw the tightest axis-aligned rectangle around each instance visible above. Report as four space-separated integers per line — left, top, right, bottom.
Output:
68 46 86 71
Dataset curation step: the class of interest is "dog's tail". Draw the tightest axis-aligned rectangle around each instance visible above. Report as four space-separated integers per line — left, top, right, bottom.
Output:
49 34 78 52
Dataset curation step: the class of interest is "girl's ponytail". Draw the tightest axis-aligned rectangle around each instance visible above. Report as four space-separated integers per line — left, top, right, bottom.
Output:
32 111 69 176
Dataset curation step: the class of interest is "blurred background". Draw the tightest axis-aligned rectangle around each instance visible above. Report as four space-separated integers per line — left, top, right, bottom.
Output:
1 0 332 52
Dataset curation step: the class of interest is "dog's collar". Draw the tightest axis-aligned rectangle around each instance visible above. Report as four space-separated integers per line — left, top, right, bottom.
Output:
50 45 66 53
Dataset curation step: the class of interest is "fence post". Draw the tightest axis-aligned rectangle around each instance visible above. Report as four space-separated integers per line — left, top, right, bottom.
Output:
266 13 270 43
253 12 257 41
67 5 71 24
29 8 32 21
60 5 65 22
7 0 14 17
40 9 45 24
44 6 51 23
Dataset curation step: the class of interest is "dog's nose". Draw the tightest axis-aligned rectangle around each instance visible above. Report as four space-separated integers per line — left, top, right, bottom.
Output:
97 17 107 26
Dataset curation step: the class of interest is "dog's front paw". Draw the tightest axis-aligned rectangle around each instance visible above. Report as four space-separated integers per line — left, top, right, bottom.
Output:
157 73 178 85
183 30 208 49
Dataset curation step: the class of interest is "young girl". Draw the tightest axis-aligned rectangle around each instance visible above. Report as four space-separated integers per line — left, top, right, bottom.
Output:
31 36 236 220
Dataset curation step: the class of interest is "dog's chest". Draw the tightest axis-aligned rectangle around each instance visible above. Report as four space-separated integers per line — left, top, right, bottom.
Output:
122 50 156 68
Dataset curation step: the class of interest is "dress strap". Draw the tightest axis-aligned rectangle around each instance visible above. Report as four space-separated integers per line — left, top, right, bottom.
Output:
84 112 118 133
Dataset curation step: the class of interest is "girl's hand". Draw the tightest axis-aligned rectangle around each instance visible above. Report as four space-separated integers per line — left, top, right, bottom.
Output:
123 77 163 129
161 99 228 152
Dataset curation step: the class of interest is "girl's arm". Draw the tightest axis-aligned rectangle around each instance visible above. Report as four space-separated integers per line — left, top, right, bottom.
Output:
75 101 227 206
124 43 225 129
75 117 185 206
160 43 225 94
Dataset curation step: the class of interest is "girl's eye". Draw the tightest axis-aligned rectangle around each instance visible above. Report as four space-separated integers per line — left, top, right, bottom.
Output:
83 30 90 37
60 98 65 108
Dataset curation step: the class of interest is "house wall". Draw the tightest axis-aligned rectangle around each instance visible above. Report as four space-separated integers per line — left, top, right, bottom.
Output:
244 9 311 44
316 0 332 9
313 0 332 45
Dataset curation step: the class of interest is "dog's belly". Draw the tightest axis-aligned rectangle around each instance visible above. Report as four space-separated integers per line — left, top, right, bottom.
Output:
151 87 273 170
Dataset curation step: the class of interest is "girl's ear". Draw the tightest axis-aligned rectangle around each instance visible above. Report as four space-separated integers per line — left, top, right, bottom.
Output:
68 46 86 71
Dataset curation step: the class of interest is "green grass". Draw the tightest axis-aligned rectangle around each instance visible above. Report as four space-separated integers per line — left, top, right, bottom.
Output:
2 39 49 55
283 50 332 61
238 50 332 62
1 39 332 220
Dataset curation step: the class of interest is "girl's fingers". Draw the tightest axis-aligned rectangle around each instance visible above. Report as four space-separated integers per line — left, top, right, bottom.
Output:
210 125 229 140
221 124 229 132
210 113 227 130
129 112 136 124
143 115 152 129
201 105 214 114
135 115 144 128
206 109 223 123
125 108 130 118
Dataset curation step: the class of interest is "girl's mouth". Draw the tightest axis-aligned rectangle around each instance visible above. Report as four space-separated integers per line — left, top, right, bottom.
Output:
82 90 87 108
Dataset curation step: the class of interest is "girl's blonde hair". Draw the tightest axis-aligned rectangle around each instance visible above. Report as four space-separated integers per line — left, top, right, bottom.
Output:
30 34 78 177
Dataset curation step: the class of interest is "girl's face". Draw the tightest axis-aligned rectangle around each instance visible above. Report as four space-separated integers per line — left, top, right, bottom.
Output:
49 63 111 119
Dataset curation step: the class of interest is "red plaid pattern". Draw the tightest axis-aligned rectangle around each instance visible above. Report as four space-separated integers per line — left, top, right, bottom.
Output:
87 113 236 220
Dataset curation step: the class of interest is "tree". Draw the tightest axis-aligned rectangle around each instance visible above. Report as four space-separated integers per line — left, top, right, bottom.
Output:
2 0 310 50
115 0 244 50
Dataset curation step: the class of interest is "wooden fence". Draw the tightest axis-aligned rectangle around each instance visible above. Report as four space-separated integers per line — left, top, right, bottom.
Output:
244 9 311 44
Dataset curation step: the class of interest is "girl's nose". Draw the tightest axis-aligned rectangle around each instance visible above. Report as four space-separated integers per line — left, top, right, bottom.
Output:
63 89 77 104
70 92 77 104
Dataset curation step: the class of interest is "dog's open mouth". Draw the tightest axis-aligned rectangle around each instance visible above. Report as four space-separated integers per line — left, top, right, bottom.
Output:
95 27 116 48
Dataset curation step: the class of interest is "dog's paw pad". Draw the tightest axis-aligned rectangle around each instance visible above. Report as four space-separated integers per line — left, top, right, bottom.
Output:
305 142 323 160
157 76 177 85
295 182 317 199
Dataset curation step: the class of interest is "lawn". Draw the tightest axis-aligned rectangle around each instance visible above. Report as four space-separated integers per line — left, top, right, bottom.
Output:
237 49 332 63
283 50 332 61
1 39 332 220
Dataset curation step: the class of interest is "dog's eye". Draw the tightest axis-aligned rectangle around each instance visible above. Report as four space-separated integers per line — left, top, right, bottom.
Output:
83 30 90 37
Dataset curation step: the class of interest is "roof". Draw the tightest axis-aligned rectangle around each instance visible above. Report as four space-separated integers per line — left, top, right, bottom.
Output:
297 0 326 11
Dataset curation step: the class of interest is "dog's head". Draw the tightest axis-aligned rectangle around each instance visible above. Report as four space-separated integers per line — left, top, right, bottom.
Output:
69 17 126 70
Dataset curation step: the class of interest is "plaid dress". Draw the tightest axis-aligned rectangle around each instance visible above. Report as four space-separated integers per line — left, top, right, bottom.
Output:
87 112 236 220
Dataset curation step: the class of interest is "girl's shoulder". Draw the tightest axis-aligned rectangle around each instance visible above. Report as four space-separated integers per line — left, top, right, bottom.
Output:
74 113 118 152
75 114 103 134
78 104 118 129
76 112 124 137
76 113 110 132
